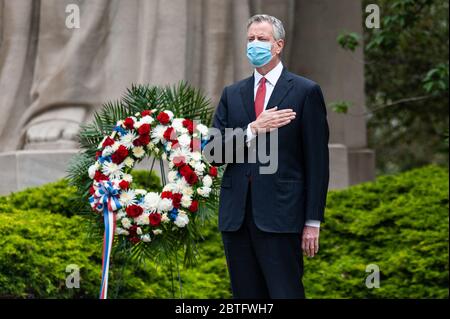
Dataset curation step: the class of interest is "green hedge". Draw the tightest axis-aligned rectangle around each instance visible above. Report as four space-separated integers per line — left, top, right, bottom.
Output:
0 165 447 298
303 164 449 298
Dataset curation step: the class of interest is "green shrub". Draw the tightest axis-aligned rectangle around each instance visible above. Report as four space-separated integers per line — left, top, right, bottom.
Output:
303 164 449 298
0 165 447 298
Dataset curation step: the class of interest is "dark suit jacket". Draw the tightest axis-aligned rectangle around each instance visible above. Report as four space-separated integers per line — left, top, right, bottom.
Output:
209 67 330 233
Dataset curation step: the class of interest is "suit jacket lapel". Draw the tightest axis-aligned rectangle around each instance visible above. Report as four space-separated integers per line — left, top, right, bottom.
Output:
266 67 294 110
240 75 256 122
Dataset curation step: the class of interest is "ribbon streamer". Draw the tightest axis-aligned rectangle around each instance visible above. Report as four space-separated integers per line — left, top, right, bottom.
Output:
89 181 122 299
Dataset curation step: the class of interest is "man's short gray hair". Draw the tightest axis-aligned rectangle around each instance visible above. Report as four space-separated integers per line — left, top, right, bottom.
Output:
247 14 286 40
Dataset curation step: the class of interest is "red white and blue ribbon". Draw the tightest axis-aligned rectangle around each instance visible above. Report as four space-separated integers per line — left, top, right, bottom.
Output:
89 180 122 299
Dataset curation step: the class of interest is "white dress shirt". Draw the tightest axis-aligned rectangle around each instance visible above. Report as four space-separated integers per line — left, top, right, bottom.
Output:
246 61 321 228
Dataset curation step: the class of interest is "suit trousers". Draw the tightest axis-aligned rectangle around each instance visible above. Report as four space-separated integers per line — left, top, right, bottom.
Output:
221 181 305 299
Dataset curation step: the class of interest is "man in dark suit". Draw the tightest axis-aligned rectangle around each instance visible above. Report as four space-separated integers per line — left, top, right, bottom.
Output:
209 14 329 299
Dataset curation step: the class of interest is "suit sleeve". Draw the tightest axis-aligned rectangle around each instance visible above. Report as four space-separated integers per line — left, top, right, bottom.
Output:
300 84 330 222
207 86 249 166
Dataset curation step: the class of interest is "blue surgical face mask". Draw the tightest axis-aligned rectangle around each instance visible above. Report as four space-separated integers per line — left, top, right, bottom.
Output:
246 40 273 67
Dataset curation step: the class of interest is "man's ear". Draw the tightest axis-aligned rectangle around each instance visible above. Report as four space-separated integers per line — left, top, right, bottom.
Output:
275 39 284 55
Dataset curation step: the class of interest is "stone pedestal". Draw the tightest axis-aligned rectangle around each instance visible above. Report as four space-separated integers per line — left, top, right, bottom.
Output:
0 145 374 195
329 144 375 190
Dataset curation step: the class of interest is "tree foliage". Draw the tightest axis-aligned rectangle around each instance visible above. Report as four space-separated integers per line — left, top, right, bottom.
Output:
338 0 449 174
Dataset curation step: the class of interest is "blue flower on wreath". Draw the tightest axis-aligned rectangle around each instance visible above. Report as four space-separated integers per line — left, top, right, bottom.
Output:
113 125 127 136
169 208 179 221
98 155 112 164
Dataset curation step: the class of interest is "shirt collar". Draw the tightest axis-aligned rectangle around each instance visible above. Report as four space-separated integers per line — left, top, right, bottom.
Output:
254 61 284 88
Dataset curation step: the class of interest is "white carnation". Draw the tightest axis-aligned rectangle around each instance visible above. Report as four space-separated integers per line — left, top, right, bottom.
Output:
162 183 174 192
158 198 173 212
174 212 189 228
88 164 97 179
115 227 129 236
116 210 126 219
102 146 114 157
197 186 211 197
143 192 160 212
172 118 184 131
123 157 135 168
121 218 132 229
182 186 194 196
134 212 150 225
141 234 151 242
194 162 206 175
178 134 191 147
202 175 213 187
173 178 189 193
141 115 154 125
161 213 170 223
132 146 145 158
153 229 163 235
181 195 192 208
136 227 142 235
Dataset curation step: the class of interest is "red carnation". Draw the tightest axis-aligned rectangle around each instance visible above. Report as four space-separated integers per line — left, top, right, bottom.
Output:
126 205 143 218
163 127 175 141
94 171 109 182
149 213 162 227
160 191 173 199
124 117 135 130
133 134 150 146
185 171 199 185
141 110 152 117
182 119 194 134
119 180 130 190
138 123 151 136
157 112 170 125
172 193 182 209
95 151 102 159
209 166 218 177
111 145 129 164
89 185 95 195
179 164 193 178
102 136 115 148
189 200 199 213
128 225 138 236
